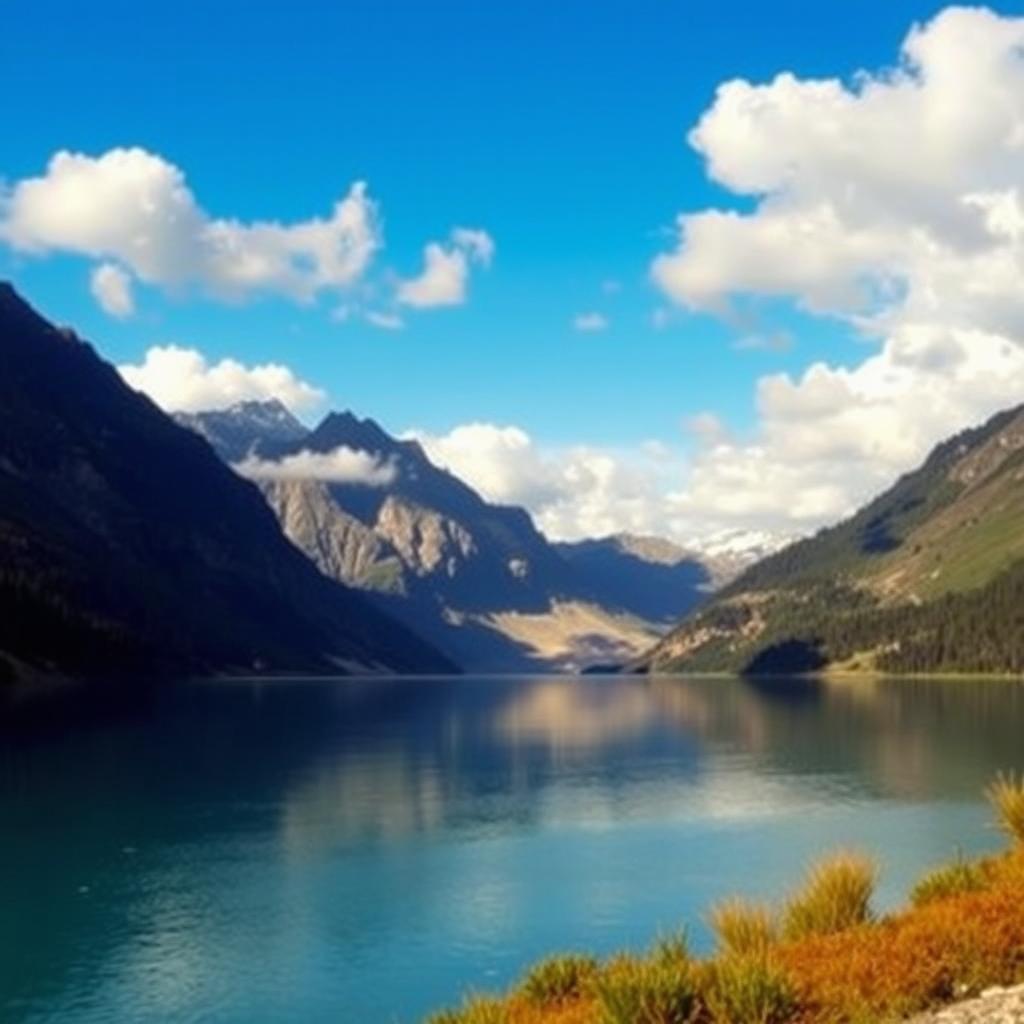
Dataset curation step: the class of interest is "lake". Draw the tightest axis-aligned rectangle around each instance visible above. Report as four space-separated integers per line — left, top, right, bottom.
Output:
1 674 1022 1023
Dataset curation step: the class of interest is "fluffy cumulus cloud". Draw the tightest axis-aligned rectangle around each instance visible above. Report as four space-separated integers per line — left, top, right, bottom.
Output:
0 147 380 307
653 7 1024 328
648 6 1024 533
397 227 494 307
118 345 325 414
89 262 134 317
234 447 396 486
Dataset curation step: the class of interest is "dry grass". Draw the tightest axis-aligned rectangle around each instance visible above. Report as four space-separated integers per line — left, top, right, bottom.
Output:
780 851 877 941
779 858 1024 1021
911 854 991 908
425 993 511 1024
704 955 796 1024
708 899 778 959
590 955 700 1024
520 955 599 1007
987 772 1024 845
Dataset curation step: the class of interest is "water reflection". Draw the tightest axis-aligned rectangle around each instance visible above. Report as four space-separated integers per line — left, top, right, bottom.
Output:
1 674 1023 1023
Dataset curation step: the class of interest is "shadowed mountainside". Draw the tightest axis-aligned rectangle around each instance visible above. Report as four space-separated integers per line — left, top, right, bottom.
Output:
0 283 455 684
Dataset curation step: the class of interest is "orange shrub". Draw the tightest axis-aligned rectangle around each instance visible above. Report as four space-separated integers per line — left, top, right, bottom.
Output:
779 876 1024 1022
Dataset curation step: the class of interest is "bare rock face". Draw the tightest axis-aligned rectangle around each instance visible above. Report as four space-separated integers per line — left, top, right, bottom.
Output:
258 480 405 593
374 496 476 577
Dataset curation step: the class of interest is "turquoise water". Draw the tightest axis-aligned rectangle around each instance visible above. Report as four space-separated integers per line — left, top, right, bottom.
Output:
2 674 1023 1023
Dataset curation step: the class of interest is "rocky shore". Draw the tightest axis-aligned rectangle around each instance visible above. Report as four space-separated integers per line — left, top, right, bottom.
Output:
916 986 1024 1024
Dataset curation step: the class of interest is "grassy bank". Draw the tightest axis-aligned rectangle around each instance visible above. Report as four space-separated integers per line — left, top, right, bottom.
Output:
427 775 1024 1024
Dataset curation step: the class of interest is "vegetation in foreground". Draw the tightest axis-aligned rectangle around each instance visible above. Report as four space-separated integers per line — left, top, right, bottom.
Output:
426 774 1024 1024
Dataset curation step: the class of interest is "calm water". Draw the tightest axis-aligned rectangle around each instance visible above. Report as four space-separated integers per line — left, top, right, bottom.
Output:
2 674 1023 1023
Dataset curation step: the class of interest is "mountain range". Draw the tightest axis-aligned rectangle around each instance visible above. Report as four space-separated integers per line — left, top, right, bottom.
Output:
640 403 1024 676
0 284 454 686
28 271 1024 686
179 403 722 671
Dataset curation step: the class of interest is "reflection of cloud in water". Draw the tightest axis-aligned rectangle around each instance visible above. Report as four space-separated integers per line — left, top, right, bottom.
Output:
281 747 446 857
494 678 658 751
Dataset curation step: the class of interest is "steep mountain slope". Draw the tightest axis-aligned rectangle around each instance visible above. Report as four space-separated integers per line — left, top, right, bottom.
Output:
640 404 1024 675
0 283 454 684
184 408 711 670
175 399 309 462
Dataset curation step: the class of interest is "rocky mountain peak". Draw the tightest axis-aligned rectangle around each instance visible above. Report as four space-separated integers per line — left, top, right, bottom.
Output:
175 398 309 463
310 411 397 456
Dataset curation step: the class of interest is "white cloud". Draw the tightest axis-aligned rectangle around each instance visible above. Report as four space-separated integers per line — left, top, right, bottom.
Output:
685 412 729 446
642 6 1024 535
365 310 405 330
0 147 379 302
673 325 1024 533
118 345 325 414
234 447 397 486
406 422 683 542
653 7 1024 334
450 227 495 266
396 227 494 308
89 262 134 317
573 312 608 332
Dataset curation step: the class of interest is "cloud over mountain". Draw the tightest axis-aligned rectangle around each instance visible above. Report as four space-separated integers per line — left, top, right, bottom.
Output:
407 422 683 542
118 345 325 414
234 447 397 486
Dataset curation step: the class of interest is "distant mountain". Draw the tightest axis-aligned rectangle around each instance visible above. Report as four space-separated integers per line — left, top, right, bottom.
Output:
684 528 799 584
639 404 1024 676
174 399 309 462
555 534 711 625
183 406 720 671
0 283 454 685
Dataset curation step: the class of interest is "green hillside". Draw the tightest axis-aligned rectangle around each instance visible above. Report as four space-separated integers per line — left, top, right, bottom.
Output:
641 404 1024 676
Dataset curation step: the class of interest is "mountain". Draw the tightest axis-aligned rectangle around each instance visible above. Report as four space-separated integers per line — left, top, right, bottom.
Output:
639 403 1024 676
683 528 799 584
183 407 720 671
0 283 454 685
555 534 712 625
174 399 309 462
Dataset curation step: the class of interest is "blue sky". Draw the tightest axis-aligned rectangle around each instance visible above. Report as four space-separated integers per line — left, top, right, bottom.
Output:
4 1 1022 543
0 0 941 437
